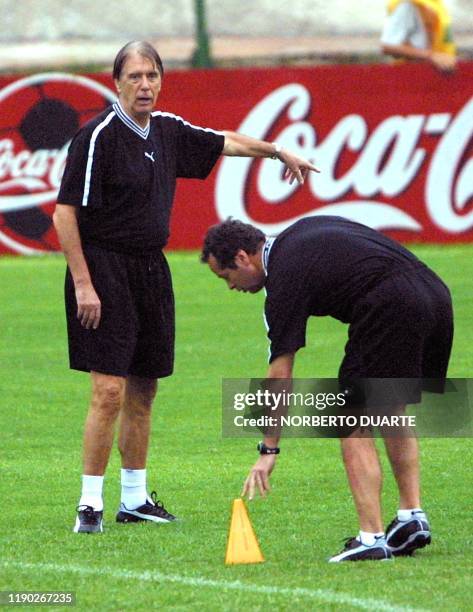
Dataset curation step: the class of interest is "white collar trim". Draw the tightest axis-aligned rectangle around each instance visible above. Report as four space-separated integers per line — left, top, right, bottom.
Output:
262 237 275 275
113 101 150 139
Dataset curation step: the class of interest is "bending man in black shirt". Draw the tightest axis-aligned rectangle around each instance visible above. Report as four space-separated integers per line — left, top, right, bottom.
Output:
53 41 318 534
201 216 453 562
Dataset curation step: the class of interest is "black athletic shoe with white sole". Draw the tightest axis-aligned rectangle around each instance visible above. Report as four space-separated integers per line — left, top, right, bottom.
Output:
385 511 431 556
329 536 392 562
116 491 177 524
73 505 103 533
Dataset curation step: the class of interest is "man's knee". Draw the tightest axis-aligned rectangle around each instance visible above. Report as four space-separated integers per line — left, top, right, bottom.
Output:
341 431 377 463
126 376 158 412
91 373 126 418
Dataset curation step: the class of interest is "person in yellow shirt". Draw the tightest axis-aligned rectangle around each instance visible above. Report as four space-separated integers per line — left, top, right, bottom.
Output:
381 0 456 72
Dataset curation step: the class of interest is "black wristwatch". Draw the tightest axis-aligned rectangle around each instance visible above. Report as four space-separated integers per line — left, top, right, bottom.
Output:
257 442 280 455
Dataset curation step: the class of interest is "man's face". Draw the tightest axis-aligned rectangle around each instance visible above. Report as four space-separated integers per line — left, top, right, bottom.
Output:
115 51 161 122
208 251 266 293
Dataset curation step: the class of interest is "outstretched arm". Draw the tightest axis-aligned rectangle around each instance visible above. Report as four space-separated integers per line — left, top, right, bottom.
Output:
222 131 319 185
381 43 456 72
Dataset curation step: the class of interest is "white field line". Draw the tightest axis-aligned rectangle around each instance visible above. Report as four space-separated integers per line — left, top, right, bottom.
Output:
2 561 428 612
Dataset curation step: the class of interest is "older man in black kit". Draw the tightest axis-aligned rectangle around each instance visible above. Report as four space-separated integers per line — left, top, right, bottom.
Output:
201 216 453 562
53 41 318 533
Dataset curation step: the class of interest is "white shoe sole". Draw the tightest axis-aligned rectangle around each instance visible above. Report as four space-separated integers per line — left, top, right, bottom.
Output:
117 509 173 523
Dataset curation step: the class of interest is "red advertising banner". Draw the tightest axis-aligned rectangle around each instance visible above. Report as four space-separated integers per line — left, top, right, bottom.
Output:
0 62 472 254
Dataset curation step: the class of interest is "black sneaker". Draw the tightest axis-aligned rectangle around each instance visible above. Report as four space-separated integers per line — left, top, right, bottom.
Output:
73 505 103 533
385 511 431 556
329 536 392 562
116 491 177 524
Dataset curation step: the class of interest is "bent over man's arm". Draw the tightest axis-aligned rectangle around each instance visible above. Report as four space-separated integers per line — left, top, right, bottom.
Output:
241 353 295 500
53 204 101 330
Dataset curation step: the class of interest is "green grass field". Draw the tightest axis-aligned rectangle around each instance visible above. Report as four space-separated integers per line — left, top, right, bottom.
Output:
1 245 472 611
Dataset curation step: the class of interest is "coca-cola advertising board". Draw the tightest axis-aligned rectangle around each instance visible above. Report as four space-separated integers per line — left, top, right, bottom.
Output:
0 62 472 254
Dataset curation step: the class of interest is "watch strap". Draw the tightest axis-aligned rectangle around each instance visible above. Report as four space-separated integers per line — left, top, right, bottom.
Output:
257 442 280 455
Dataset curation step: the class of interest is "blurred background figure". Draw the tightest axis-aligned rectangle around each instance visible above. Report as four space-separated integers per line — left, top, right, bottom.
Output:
381 0 457 72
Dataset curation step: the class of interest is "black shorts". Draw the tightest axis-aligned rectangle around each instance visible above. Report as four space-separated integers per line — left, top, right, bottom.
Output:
65 244 174 379
339 265 453 407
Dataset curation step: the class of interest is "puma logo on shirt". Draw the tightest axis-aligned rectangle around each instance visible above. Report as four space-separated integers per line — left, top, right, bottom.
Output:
145 151 155 162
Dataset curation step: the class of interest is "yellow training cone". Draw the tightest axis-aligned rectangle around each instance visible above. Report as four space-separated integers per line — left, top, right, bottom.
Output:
225 498 265 565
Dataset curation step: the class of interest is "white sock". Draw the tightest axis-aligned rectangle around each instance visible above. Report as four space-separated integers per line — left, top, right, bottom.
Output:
398 508 424 521
121 468 147 510
357 530 385 546
78 475 104 511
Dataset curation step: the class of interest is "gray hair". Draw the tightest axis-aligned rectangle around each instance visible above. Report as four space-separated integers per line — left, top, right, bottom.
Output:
113 41 164 80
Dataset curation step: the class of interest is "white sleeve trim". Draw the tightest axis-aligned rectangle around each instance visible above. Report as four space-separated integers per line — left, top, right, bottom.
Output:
81 111 116 207
152 110 224 136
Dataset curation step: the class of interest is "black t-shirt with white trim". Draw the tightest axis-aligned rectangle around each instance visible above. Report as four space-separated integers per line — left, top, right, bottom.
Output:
264 216 425 363
58 102 225 253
